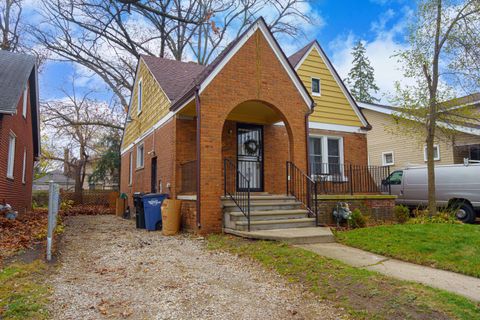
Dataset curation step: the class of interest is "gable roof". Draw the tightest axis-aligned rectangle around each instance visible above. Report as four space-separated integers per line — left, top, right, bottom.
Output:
288 40 315 67
170 17 314 111
359 100 480 136
0 50 40 157
0 50 36 114
288 41 371 129
140 55 205 103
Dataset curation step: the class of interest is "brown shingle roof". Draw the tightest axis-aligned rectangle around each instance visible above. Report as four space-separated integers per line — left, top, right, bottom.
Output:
140 55 205 103
288 40 315 68
140 17 313 112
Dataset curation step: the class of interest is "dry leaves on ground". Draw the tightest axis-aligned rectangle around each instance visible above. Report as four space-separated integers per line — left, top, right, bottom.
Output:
0 210 48 264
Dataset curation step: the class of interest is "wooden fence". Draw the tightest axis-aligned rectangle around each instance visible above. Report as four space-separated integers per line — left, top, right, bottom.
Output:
33 190 118 208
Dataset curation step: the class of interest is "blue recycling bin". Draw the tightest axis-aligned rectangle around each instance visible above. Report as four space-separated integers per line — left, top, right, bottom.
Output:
142 193 168 231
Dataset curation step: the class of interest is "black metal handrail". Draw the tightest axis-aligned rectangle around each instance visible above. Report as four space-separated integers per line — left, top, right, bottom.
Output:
224 158 251 231
310 162 391 195
286 161 318 225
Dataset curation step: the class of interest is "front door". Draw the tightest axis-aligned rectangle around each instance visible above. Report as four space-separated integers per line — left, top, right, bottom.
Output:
237 123 263 191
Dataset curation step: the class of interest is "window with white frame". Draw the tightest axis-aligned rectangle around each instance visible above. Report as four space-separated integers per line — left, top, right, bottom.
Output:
22 148 27 184
382 151 395 166
22 86 28 118
129 152 133 185
311 78 321 96
137 80 143 114
136 143 144 168
424 144 440 161
309 136 343 177
7 133 16 179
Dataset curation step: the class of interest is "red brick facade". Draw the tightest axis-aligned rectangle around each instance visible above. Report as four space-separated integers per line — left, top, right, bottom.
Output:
197 30 310 233
0 83 35 214
120 28 370 234
120 119 176 210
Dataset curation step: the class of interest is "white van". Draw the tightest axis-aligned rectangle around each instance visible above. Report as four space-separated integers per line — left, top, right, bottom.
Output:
383 163 480 223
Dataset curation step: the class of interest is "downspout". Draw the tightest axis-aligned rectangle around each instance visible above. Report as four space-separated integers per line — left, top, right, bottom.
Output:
195 86 201 229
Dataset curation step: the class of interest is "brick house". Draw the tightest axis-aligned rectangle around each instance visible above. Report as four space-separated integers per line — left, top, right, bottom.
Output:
121 18 393 234
0 51 40 214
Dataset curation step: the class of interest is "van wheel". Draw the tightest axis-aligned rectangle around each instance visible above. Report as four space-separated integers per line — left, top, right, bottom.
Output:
455 203 476 224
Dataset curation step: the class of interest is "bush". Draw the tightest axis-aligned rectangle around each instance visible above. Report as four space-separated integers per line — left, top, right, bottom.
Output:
348 209 367 229
394 205 410 223
408 210 461 224
60 200 74 211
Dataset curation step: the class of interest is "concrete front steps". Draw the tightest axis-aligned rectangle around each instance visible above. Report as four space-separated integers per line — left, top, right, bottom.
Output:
222 193 334 244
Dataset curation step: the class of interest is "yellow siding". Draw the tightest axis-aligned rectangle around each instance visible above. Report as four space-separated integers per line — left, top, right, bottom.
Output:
297 48 363 127
122 59 171 149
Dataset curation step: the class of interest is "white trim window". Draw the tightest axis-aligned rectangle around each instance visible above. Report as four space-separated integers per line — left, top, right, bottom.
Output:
309 135 344 178
424 144 440 161
382 151 395 166
136 143 145 169
22 148 27 184
311 77 321 96
137 79 143 114
22 85 28 118
129 151 133 185
7 132 16 179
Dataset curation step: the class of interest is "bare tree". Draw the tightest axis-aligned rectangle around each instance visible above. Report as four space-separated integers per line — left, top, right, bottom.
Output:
41 78 124 201
394 0 480 215
32 0 315 107
0 0 22 51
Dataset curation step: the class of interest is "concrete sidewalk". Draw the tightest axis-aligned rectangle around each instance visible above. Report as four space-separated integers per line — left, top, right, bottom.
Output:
298 243 480 302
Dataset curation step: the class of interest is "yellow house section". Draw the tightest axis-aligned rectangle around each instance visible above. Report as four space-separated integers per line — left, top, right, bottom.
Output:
297 47 363 127
122 59 171 149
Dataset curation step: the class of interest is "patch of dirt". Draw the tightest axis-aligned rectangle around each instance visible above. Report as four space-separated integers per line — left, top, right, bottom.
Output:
49 215 344 319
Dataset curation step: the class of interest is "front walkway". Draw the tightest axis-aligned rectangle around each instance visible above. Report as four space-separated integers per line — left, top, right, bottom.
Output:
299 243 480 302
49 215 341 319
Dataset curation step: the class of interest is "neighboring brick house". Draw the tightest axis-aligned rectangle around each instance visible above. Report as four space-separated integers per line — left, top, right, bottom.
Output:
0 51 40 214
360 94 480 171
121 18 389 234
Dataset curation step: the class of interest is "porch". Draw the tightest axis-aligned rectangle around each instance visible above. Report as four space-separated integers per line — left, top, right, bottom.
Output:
178 155 393 233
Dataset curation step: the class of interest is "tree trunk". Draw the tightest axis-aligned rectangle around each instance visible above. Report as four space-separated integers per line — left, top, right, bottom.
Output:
73 164 83 204
426 129 436 215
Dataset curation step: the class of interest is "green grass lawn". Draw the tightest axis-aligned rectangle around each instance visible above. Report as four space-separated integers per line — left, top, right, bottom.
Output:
0 260 51 320
335 223 480 278
207 234 480 320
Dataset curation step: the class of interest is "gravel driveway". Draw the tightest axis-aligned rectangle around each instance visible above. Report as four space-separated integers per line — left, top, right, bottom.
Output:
49 215 342 320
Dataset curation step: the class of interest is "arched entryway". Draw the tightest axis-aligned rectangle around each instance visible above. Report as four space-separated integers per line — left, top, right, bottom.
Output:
221 100 294 195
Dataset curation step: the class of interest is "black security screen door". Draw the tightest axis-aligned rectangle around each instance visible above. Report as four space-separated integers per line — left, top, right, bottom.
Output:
237 123 264 192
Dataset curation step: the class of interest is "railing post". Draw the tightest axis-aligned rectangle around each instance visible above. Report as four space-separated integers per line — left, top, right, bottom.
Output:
247 180 251 232
349 164 353 195
224 159 227 197
314 181 318 226
387 165 391 195
286 161 289 195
